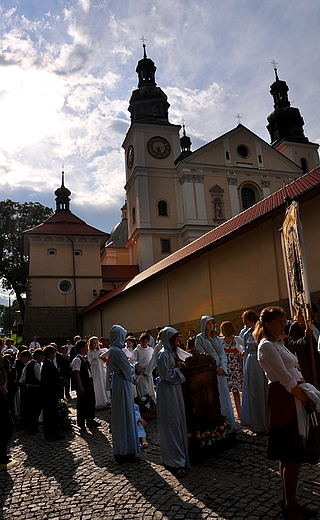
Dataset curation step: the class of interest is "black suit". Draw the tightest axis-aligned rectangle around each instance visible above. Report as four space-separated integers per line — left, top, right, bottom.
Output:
41 358 61 440
288 321 320 387
74 355 95 428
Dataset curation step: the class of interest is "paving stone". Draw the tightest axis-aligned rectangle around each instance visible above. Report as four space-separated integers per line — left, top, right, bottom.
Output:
1 411 320 520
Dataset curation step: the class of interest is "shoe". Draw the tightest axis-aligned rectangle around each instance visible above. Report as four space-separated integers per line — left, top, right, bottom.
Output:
140 442 149 448
176 468 186 478
0 456 12 464
87 420 100 428
45 435 64 441
114 454 140 464
280 501 315 520
126 455 140 463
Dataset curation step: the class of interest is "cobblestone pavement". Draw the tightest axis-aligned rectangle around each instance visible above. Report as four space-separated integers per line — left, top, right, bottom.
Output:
1 398 320 520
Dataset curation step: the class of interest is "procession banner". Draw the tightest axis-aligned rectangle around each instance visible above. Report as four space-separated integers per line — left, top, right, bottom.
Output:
280 199 311 322
281 199 318 387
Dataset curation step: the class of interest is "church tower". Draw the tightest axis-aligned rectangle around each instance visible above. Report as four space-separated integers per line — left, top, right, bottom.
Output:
267 65 319 172
122 42 182 271
23 173 108 345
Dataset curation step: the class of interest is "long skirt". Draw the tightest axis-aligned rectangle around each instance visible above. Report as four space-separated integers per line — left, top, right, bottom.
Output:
267 382 319 464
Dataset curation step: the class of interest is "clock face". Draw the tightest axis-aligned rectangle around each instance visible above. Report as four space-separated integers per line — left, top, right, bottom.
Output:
147 136 171 159
127 145 134 169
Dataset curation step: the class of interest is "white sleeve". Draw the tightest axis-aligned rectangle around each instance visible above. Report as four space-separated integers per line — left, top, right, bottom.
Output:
72 357 81 372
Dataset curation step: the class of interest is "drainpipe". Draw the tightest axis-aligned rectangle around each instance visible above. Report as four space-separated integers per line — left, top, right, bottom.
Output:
67 236 78 334
98 307 103 338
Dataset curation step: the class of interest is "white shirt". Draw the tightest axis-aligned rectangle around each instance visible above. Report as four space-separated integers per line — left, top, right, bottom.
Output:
72 354 92 378
20 360 42 384
29 341 41 351
131 345 153 369
258 338 303 392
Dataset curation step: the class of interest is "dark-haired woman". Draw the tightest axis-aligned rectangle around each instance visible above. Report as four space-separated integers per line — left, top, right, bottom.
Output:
257 306 319 520
157 327 189 477
220 321 244 421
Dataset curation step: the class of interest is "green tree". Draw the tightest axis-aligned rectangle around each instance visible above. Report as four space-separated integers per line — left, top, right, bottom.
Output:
0 200 53 321
0 299 21 335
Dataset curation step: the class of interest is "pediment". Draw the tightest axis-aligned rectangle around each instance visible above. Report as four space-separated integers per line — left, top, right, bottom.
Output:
209 184 224 194
178 124 302 174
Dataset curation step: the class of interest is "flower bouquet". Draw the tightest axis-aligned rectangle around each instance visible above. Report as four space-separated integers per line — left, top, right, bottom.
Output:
58 399 72 431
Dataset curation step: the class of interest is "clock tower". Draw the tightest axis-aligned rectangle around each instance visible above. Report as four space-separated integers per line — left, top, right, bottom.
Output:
123 43 182 271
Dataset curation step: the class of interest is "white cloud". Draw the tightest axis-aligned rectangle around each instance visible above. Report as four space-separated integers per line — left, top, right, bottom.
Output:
0 0 319 234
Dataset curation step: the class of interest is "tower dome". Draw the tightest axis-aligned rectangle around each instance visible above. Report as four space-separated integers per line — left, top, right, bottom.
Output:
55 171 71 211
128 42 170 124
267 66 309 146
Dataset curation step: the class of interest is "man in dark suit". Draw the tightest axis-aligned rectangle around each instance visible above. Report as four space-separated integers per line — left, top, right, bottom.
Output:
72 340 97 432
41 345 63 441
288 302 320 388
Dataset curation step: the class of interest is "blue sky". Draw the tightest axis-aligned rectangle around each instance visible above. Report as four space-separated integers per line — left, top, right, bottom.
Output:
0 0 319 304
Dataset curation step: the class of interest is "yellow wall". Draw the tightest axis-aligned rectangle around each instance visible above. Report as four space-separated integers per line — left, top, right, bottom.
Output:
28 237 103 308
81 193 320 340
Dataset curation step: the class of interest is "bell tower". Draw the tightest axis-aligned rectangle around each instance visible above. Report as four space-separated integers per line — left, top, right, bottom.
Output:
267 64 319 172
122 41 182 271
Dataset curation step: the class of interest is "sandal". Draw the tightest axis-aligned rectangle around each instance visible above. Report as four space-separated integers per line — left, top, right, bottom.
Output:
141 442 149 448
176 468 186 478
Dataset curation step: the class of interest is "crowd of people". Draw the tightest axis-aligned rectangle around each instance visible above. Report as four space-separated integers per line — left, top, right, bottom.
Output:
1 306 320 519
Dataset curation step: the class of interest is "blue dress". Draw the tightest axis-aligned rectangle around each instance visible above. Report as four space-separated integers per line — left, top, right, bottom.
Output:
241 327 269 433
195 316 235 429
108 325 140 456
157 327 190 469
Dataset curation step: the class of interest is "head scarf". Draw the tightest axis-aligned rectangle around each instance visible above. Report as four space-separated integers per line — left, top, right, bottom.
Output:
161 326 178 351
110 324 127 349
200 315 216 336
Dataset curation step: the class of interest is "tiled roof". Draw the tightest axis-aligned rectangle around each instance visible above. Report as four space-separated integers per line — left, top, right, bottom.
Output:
24 210 109 238
102 264 139 282
79 167 320 314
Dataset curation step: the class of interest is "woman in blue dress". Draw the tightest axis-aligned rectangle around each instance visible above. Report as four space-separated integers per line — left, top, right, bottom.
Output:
195 315 235 429
108 324 140 463
157 326 189 477
241 310 269 434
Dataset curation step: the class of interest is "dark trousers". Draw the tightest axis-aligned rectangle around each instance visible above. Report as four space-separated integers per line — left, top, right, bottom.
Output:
0 395 14 461
76 379 95 428
25 386 42 433
43 397 60 440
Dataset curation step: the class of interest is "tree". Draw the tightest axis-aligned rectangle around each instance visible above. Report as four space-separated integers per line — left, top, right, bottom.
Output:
0 299 21 335
0 200 53 321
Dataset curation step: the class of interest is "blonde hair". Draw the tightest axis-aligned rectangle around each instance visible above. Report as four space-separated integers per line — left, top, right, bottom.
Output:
89 336 100 351
253 306 286 343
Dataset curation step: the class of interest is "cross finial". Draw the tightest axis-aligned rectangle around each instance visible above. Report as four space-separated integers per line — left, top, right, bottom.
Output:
61 165 65 186
271 60 279 80
235 113 242 125
139 36 147 58
181 118 186 135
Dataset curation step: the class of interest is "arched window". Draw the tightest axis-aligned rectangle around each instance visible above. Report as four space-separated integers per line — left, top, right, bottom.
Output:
301 158 308 173
241 187 256 210
158 200 168 216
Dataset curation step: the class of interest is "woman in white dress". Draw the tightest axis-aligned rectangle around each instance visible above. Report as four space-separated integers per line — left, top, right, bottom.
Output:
257 306 319 520
87 336 109 410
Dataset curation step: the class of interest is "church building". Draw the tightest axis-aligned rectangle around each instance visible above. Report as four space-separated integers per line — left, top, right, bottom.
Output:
23 45 319 344
122 45 319 271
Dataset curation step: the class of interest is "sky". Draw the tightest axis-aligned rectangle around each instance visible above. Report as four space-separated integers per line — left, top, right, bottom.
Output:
0 1 319 306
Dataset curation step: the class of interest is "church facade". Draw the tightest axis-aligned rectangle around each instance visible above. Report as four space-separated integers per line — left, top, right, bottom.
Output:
122 46 319 271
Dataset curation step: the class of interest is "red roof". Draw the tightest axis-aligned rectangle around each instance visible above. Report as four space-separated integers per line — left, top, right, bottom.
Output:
79 167 320 314
24 210 109 238
102 264 139 282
